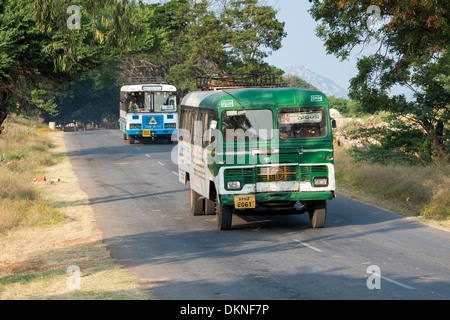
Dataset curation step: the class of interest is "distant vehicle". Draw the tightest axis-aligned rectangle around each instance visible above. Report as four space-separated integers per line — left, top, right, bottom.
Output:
178 73 336 230
119 77 178 144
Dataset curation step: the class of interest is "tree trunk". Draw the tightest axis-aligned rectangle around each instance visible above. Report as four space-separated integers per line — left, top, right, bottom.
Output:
0 90 10 134
421 119 449 162
38 109 45 123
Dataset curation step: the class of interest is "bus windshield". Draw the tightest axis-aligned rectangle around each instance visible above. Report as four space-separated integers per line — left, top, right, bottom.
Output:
154 92 177 112
222 109 273 141
277 106 328 139
124 91 177 113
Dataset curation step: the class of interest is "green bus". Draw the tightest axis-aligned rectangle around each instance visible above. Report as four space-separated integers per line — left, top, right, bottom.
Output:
178 74 336 230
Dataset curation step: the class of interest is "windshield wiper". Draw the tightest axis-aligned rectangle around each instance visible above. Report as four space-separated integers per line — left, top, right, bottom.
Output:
222 89 244 108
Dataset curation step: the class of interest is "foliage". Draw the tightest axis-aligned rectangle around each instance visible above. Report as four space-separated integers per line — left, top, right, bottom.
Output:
282 74 317 91
45 0 288 123
49 62 121 127
0 0 140 130
1 0 287 126
133 0 286 92
308 0 450 162
327 95 363 117
347 118 434 164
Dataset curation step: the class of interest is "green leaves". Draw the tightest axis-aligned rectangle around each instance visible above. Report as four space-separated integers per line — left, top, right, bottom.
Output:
308 0 449 162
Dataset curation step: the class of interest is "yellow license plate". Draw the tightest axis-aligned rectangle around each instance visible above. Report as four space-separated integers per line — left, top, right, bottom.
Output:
143 130 151 137
234 195 256 209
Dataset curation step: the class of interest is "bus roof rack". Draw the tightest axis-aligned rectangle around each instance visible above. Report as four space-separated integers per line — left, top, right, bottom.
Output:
196 73 286 91
127 76 166 85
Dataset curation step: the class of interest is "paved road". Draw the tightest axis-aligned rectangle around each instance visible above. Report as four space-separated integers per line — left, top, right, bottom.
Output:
63 130 450 300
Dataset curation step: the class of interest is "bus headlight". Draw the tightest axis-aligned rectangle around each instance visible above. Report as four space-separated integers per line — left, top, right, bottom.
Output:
226 180 242 190
313 177 328 187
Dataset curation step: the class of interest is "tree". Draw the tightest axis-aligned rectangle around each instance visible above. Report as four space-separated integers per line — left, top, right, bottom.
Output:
50 61 121 128
283 74 317 91
221 0 286 73
132 0 286 92
0 0 140 132
308 0 449 162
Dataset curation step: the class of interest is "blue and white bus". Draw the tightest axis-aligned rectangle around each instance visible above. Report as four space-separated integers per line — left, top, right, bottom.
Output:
119 77 178 144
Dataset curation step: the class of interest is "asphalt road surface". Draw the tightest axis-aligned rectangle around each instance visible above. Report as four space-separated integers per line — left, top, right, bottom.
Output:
63 130 450 300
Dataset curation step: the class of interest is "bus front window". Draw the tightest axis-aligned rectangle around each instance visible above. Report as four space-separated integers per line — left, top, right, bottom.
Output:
222 109 273 141
154 92 177 112
278 107 327 139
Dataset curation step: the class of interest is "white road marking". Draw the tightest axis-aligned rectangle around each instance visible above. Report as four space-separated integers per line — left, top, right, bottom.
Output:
145 154 151 158
172 171 179 176
136 147 141 150
157 161 165 166
381 275 415 290
293 239 324 253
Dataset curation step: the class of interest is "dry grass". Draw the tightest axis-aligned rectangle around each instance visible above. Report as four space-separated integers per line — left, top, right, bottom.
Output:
0 117 65 233
334 145 450 229
0 118 149 300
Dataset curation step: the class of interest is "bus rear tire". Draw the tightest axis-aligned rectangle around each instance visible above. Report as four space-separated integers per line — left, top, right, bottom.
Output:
190 188 203 216
123 133 127 140
216 195 232 230
309 200 327 228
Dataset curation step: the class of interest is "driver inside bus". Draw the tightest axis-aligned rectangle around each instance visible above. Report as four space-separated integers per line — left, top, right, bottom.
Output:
128 96 141 112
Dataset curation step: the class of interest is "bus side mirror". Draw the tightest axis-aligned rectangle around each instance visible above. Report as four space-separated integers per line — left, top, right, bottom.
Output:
331 119 337 129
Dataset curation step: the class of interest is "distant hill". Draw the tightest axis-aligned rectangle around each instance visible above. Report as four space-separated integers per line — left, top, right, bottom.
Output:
284 64 348 98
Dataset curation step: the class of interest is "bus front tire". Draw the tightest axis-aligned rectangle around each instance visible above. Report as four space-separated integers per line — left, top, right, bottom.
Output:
216 195 232 230
123 133 127 140
308 200 327 228
190 188 203 216
128 136 135 144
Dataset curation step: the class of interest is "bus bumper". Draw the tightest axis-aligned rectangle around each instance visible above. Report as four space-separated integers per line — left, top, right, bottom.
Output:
220 191 335 206
126 129 176 137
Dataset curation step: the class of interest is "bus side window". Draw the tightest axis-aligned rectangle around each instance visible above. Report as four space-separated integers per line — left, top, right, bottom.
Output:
202 112 209 148
188 109 195 144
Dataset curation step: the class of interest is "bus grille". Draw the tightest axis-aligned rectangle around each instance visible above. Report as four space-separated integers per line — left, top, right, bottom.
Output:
224 165 328 184
300 165 328 182
257 166 297 182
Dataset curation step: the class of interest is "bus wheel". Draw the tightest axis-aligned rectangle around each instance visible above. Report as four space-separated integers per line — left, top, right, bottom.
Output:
216 195 232 230
123 133 127 140
205 198 215 215
190 188 203 216
309 200 327 228
128 136 135 144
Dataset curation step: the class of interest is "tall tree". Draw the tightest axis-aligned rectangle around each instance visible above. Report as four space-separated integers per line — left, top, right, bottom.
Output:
131 0 286 92
0 0 139 132
308 0 449 162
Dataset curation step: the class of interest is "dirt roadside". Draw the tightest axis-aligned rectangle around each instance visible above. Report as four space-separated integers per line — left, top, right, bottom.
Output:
0 131 150 300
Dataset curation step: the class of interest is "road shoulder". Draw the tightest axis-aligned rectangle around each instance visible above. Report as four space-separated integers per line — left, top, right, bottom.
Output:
0 131 150 300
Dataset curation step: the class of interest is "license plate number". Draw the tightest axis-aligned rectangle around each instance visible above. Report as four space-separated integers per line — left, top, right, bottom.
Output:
234 195 256 209
143 130 151 137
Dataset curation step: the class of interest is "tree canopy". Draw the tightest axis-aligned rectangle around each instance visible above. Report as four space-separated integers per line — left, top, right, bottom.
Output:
0 0 286 131
0 0 140 131
308 0 449 162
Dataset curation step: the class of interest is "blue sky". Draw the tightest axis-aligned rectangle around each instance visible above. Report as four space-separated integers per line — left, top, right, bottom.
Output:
265 0 358 90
